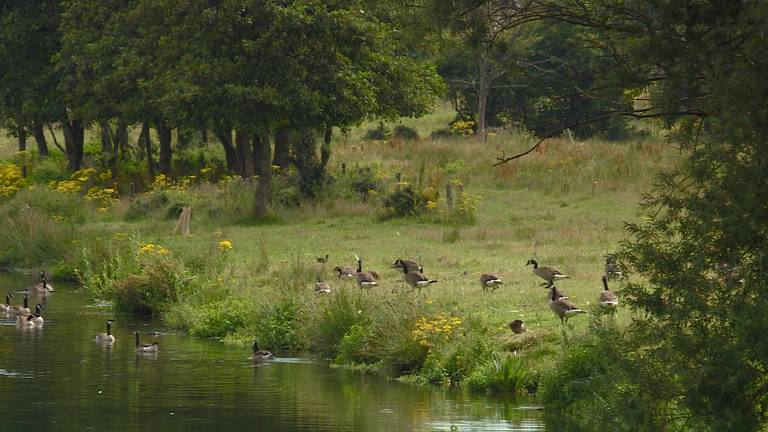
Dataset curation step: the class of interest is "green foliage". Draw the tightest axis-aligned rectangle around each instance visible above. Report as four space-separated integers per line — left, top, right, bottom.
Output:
466 352 529 396
188 298 251 339
364 122 390 141
393 125 419 140
306 289 366 358
381 186 427 219
335 323 375 365
256 298 303 352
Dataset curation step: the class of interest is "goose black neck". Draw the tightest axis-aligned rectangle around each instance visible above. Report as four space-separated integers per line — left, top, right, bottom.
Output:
253 341 260 353
602 276 609 290
357 259 362 273
135 332 140 347
550 285 558 301
5 294 9 305
107 321 112 335
35 304 41 315
23 295 28 308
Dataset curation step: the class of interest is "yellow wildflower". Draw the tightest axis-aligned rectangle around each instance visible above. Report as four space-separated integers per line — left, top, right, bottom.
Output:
218 240 233 251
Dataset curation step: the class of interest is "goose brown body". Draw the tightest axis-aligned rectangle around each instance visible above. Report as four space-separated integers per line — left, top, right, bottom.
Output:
548 284 585 324
480 273 503 291
599 276 619 307
526 259 569 283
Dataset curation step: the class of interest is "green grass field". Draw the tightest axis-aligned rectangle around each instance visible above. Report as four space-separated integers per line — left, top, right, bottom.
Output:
0 109 680 390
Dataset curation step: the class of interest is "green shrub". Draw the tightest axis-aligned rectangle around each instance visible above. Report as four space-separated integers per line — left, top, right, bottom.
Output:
188 298 251 339
111 253 188 314
125 192 168 220
335 323 375 364
306 289 366 358
381 186 427 219
393 125 419 140
257 297 303 352
364 121 390 140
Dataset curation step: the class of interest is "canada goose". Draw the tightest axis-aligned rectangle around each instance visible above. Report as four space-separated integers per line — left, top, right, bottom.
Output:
396 267 437 293
548 284 585 324
599 276 619 307
508 320 526 334
96 320 116 342
526 259 569 284
334 265 356 279
545 281 569 300
253 341 274 362
0 292 13 313
30 304 44 326
314 279 331 294
17 313 37 328
134 331 159 353
316 255 329 263
480 273 503 291
30 271 54 292
10 293 30 316
604 254 623 279
391 259 423 273
354 256 377 289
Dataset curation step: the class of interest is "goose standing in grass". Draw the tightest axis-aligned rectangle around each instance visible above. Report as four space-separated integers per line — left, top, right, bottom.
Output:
391 259 423 273
10 293 30 316
353 255 377 289
508 320 526 334
30 304 44 326
548 283 585 324
526 259 569 284
30 271 54 293
134 331 159 353
403 268 437 293
0 292 13 313
316 255 329 263
334 264 356 279
545 281 569 300
599 276 619 308
480 273 503 291
253 341 274 362
96 320 116 343
314 279 331 294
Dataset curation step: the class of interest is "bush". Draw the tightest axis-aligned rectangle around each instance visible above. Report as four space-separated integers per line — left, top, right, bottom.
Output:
393 125 419 140
335 323 375 364
306 289 366 358
111 252 188 314
188 298 251 339
381 186 427 219
364 121 390 140
256 298 303 352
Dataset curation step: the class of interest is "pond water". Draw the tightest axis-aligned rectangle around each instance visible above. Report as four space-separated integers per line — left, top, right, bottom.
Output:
0 272 545 431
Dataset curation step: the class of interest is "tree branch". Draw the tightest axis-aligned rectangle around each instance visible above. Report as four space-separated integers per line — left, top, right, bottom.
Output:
492 109 706 166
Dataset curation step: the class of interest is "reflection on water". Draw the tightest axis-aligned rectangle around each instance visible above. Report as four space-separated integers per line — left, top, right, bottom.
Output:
0 272 545 431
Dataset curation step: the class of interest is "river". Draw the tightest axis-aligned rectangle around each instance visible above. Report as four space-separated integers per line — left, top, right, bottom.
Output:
0 272 544 431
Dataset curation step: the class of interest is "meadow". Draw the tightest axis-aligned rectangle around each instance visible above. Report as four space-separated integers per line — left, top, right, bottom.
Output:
0 109 680 394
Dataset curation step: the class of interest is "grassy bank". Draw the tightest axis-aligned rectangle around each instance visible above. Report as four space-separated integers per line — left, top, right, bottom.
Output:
0 113 679 395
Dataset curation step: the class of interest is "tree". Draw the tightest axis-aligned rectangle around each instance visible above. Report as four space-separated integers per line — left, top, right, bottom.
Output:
490 0 768 428
0 0 62 159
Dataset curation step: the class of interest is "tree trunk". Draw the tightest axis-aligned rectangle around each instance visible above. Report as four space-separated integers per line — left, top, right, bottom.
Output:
215 129 237 173
116 118 129 160
33 122 48 158
177 127 191 149
236 129 255 177
157 122 173 175
99 120 114 166
139 121 155 178
477 52 489 142
17 128 27 153
319 128 332 173
253 132 272 219
272 127 290 168
62 120 84 172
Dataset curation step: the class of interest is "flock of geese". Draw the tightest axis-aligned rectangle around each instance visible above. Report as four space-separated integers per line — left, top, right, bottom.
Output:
4 255 623 362
3 272 273 361
317 255 623 333
2 272 164 354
